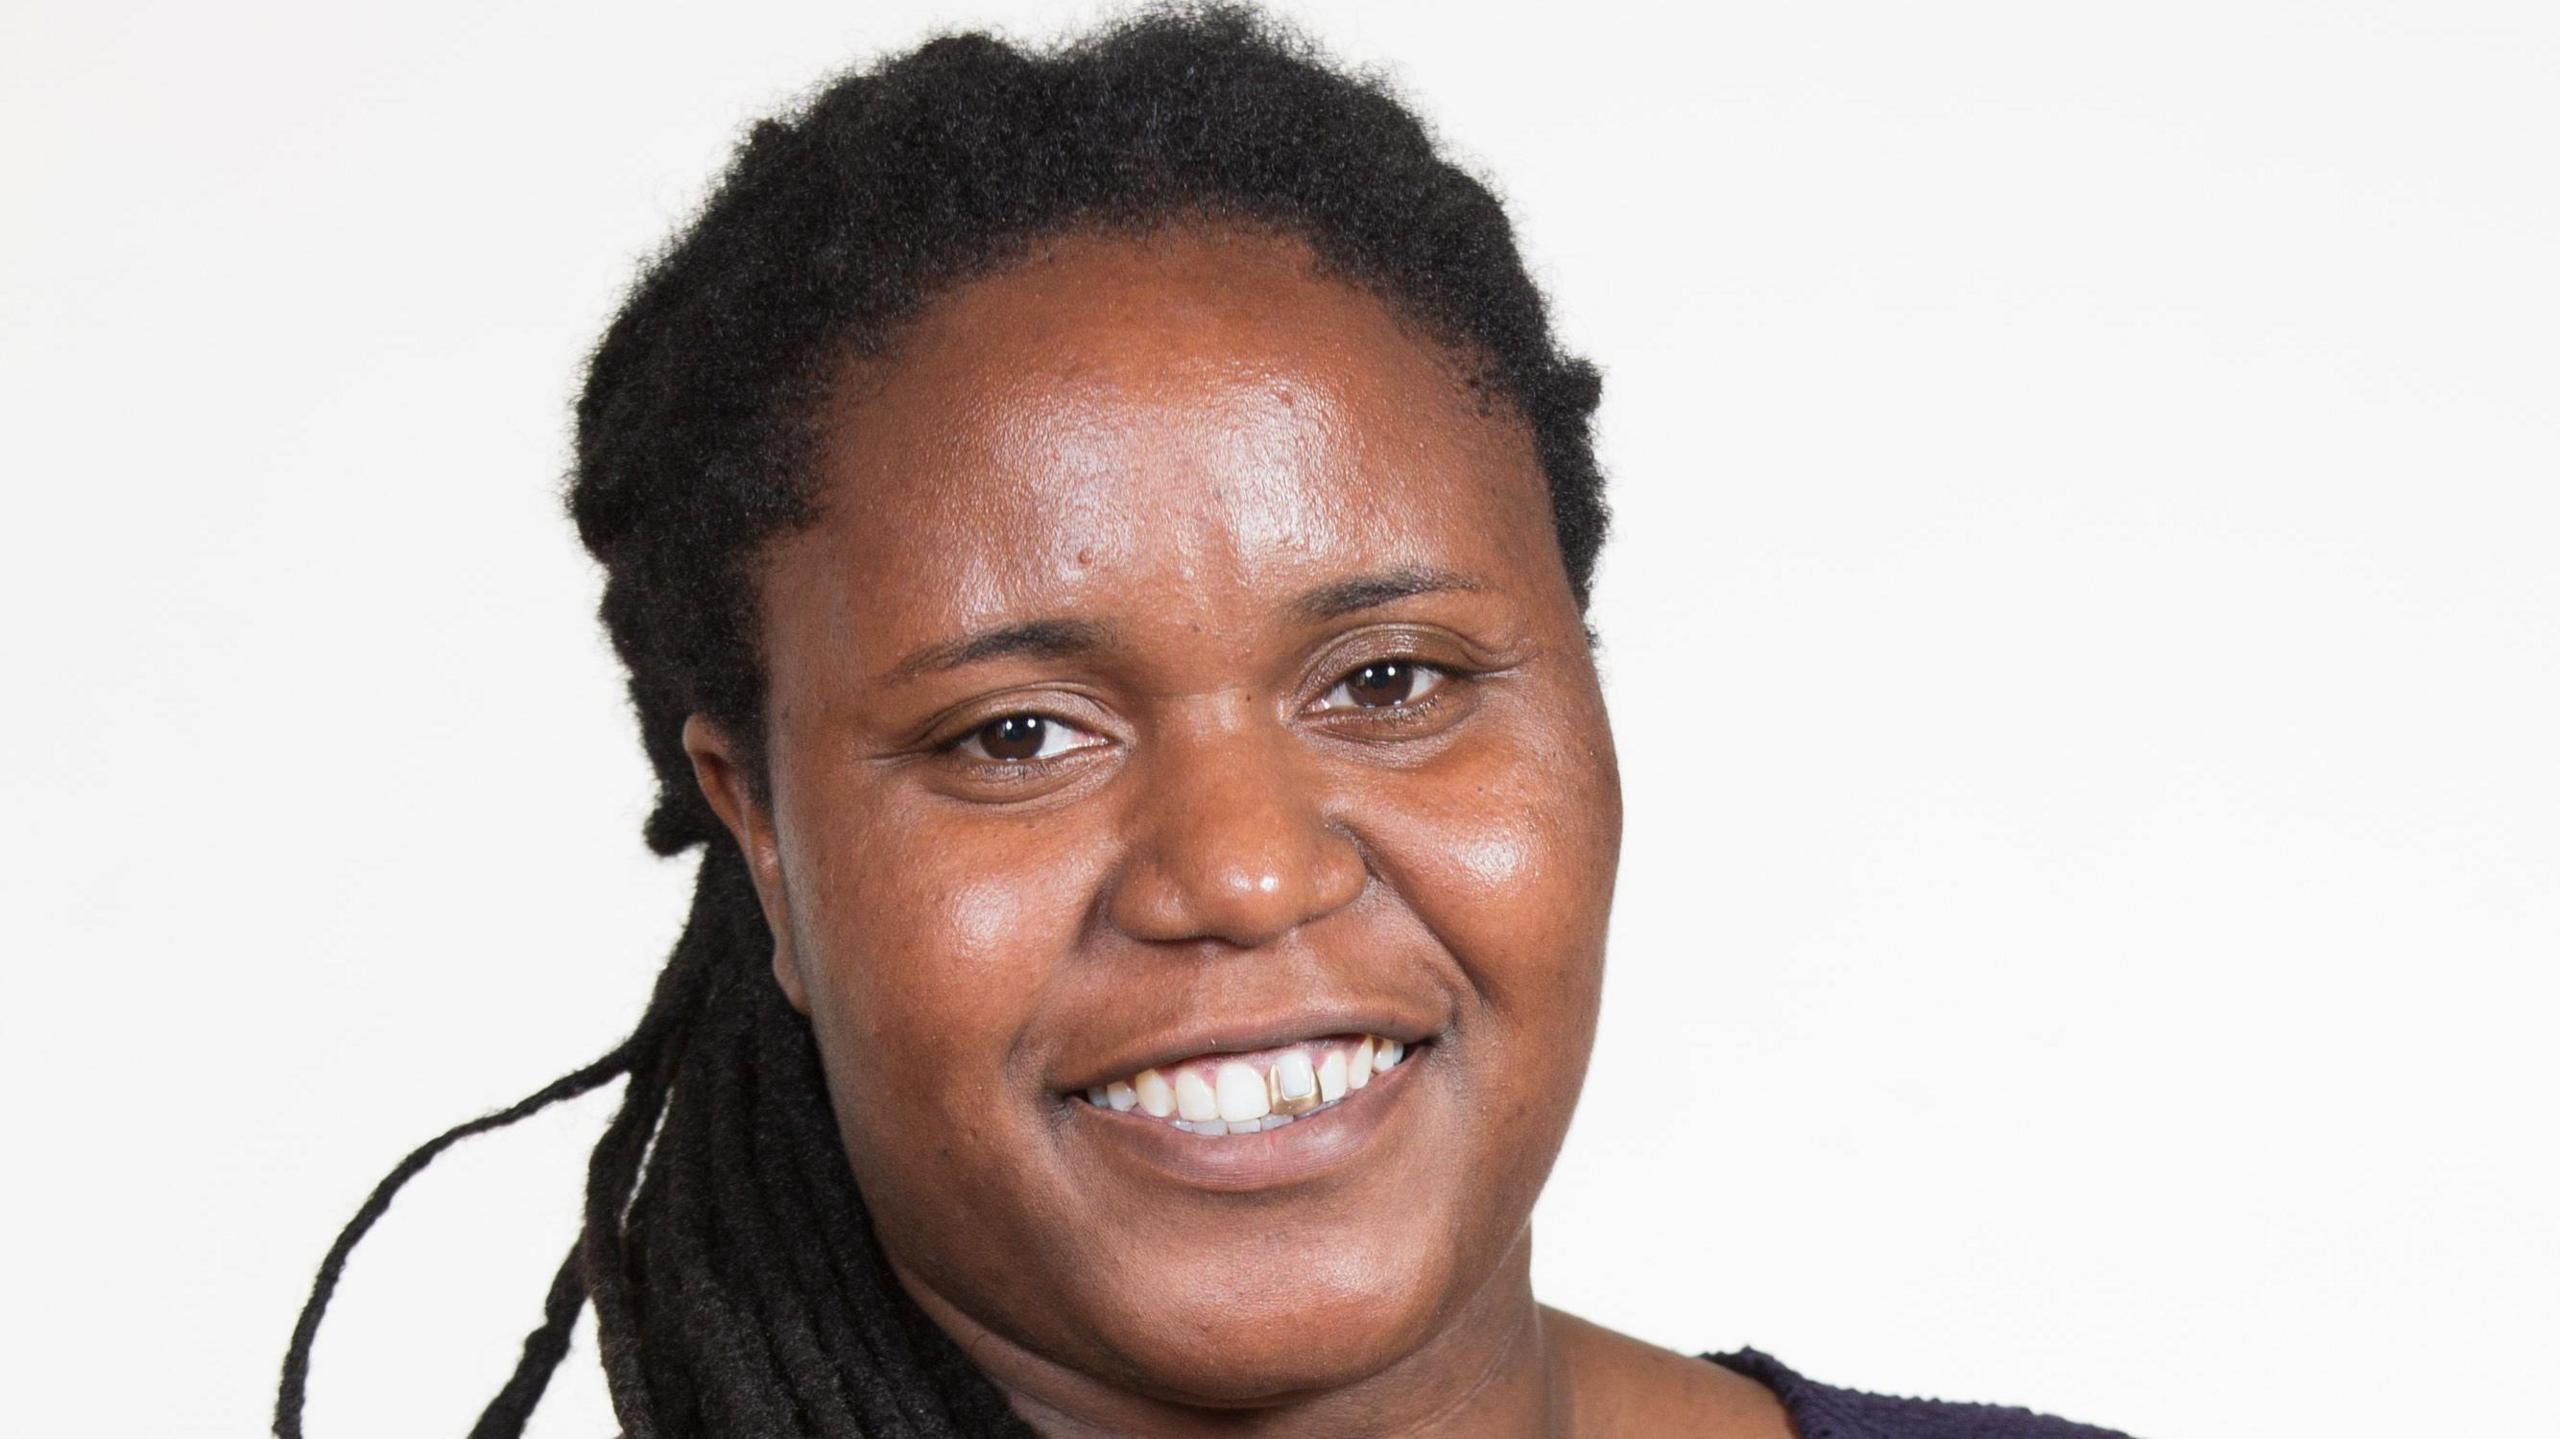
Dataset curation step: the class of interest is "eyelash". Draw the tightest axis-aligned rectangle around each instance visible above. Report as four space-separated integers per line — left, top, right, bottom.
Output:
936 658 1470 774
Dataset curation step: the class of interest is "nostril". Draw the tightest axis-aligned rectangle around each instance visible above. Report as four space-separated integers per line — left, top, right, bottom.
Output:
1102 770 1368 947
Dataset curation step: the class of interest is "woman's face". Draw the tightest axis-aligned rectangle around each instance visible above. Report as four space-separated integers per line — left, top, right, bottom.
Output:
688 226 1621 1405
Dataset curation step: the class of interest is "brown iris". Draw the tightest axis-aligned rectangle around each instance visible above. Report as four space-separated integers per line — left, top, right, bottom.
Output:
975 714 1050 761
1342 660 1419 707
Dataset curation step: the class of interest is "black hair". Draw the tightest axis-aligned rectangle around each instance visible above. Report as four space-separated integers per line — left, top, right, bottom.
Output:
278 6 1606 1435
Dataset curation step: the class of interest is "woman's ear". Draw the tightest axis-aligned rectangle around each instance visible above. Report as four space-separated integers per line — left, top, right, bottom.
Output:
681 713 809 1013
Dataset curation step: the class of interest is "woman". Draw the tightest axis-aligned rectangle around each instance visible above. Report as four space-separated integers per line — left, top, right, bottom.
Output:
282 9 2129 1435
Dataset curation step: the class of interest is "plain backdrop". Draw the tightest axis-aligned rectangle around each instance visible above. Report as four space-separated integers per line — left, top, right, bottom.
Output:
4 1 2553 1434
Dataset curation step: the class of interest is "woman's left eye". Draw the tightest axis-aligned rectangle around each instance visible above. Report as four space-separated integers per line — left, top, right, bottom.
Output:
1314 659 1447 711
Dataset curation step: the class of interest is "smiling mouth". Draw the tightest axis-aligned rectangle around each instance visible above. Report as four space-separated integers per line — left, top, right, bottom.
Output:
1073 1033 1417 1136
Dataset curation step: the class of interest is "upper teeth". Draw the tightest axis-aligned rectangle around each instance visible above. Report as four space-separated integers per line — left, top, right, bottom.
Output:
1080 1033 1410 1136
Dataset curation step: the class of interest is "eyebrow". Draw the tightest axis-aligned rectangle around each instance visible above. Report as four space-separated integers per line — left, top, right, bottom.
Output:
880 564 1486 684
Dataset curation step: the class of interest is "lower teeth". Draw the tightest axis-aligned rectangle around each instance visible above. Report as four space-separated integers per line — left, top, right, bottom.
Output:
1170 1097 1339 1134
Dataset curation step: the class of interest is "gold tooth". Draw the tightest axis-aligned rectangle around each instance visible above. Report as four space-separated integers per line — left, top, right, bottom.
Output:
1265 1051 1325 1114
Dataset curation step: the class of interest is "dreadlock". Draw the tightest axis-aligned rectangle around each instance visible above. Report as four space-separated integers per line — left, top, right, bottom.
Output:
278 5 1606 1434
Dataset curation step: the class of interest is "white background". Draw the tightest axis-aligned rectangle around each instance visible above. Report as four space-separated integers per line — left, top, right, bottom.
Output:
5 2 2553 1435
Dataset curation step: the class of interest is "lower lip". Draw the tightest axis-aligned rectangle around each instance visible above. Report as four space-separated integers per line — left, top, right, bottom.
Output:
1066 1044 1430 1193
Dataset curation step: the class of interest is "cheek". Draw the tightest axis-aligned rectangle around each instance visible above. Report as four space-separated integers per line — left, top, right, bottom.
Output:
781 795 1099 1123
1386 700 1622 1029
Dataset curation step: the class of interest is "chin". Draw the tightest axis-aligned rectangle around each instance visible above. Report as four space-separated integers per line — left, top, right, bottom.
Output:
1083 1218 1468 1406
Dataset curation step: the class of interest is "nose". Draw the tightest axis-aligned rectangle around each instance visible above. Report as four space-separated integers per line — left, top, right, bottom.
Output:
1104 719 1369 949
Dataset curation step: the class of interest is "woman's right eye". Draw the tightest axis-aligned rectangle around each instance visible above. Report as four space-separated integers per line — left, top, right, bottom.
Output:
949 713 1105 764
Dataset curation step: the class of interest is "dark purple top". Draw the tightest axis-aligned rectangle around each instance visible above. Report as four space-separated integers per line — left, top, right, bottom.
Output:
1703 1349 2138 1438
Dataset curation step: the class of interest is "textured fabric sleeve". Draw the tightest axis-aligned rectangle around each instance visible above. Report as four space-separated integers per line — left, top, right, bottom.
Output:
1702 1348 2141 1439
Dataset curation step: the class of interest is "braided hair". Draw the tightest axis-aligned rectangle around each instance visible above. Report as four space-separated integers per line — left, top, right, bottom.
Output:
277 6 1607 1434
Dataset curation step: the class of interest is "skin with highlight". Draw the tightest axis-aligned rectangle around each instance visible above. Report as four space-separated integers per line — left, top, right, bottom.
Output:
684 227 1789 1436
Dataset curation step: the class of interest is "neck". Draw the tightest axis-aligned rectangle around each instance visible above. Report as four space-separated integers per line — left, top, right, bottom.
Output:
897 1229 1574 1439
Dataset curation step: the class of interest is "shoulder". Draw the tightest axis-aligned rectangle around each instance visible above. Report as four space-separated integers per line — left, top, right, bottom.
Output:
1703 1348 2141 1439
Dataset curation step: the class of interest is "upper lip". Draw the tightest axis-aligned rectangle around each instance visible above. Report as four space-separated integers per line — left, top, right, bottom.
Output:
1055 1002 1441 1093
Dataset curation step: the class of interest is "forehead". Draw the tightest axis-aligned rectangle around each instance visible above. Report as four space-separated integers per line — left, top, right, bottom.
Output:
773 226 1558 670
